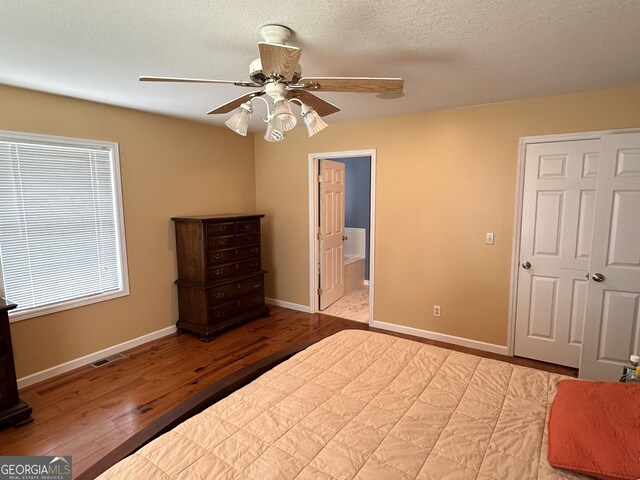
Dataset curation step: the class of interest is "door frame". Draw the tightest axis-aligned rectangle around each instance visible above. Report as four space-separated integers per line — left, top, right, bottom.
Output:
308 149 376 324
507 127 640 356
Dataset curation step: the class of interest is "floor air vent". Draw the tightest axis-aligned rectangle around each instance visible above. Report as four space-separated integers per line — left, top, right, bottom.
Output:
91 353 125 368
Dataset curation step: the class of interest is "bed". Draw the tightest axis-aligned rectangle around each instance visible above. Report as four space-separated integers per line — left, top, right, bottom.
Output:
91 330 589 479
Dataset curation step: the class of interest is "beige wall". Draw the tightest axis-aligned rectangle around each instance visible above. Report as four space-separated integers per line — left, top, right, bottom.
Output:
255 85 640 346
1 85 256 377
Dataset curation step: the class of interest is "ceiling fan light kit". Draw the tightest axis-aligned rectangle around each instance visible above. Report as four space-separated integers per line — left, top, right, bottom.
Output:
301 105 328 137
224 101 252 136
264 122 285 142
139 24 404 142
271 96 297 132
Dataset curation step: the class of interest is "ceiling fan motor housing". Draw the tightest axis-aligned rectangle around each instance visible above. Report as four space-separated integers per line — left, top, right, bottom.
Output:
265 82 288 100
249 58 301 85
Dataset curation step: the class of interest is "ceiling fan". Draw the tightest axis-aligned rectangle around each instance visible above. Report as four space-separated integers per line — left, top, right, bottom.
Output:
140 25 405 141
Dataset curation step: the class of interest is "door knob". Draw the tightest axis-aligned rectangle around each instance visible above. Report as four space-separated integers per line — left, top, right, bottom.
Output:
522 261 531 269
342 236 348 241
592 273 605 282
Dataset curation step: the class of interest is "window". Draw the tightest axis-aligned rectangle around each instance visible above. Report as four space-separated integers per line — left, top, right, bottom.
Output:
0 130 128 321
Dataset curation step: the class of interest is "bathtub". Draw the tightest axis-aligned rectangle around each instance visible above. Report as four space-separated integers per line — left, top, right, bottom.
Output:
344 254 364 265
344 255 365 292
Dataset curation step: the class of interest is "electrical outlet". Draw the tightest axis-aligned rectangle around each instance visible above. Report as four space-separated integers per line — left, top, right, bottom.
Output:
486 232 494 245
433 305 441 317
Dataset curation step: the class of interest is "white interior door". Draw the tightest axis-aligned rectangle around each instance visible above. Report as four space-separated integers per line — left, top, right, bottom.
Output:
319 159 345 310
514 139 600 367
579 132 640 380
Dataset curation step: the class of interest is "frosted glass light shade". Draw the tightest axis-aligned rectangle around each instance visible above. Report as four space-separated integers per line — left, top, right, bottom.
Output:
225 102 252 136
264 121 285 142
271 97 297 132
302 108 328 137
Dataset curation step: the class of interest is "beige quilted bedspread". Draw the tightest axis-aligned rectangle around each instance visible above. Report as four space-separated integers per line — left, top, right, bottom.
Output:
98 330 589 479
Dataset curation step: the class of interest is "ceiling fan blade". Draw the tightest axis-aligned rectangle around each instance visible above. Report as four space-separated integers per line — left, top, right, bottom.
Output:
207 90 265 115
258 42 302 81
139 75 260 87
287 90 340 117
296 77 404 93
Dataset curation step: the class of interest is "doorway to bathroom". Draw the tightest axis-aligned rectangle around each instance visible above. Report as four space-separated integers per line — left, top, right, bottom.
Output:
308 149 375 324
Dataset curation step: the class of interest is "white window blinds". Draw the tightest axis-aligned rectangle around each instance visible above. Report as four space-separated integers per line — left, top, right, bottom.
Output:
0 131 128 319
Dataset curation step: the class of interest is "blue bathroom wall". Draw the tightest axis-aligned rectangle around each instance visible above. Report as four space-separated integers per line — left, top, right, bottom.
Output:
331 156 371 280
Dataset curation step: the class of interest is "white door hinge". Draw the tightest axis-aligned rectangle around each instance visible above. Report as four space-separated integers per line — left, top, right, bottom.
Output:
317 175 323 183
317 232 323 240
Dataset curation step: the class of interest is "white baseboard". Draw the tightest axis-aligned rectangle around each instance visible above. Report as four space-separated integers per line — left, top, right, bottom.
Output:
265 298 311 313
371 320 508 356
17 325 177 390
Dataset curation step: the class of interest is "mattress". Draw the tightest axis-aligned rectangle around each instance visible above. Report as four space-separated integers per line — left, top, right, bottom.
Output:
98 330 589 479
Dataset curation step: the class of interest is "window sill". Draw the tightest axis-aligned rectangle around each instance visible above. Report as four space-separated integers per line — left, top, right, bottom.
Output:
8 289 130 323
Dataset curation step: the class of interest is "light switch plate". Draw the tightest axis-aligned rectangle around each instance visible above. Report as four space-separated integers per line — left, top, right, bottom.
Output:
486 232 494 245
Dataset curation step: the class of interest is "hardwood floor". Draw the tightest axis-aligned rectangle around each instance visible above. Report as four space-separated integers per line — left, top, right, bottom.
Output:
0 306 577 478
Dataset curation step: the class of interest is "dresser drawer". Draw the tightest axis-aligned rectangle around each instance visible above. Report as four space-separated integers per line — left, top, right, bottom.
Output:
209 293 265 323
206 222 234 237
206 233 260 249
208 276 264 304
207 245 260 265
208 258 260 282
235 220 260 233
207 235 235 249
235 232 259 245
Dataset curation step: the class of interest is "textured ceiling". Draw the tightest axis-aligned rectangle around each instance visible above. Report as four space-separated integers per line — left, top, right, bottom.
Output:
1 1 639 132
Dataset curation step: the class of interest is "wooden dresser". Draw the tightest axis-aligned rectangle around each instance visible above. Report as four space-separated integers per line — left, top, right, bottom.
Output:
0 298 32 428
172 214 269 341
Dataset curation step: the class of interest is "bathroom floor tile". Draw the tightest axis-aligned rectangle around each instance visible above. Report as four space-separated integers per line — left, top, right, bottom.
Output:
322 286 370 323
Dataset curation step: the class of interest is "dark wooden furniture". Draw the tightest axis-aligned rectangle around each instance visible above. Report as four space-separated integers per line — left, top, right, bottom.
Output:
0 298 32 428
172 214 269 341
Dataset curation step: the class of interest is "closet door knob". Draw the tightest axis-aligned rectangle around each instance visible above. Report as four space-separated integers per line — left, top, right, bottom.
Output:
522 261 531 269
592 273 605 282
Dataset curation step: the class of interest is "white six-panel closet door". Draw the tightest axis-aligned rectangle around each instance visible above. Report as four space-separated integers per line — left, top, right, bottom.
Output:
514 139 600 368
579 132 640 380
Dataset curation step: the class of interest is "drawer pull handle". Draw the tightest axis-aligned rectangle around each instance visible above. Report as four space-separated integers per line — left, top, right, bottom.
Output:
217 226 227 231
215 311 225 318
237 284 242 289
244 224 252 229
235 264 240 270
250 248 259 253
215 292 224 299
253 284 262 288
255 297 262 303
214 253 223 259
215 268 223 275
218 239 228 245
236 301 241 306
